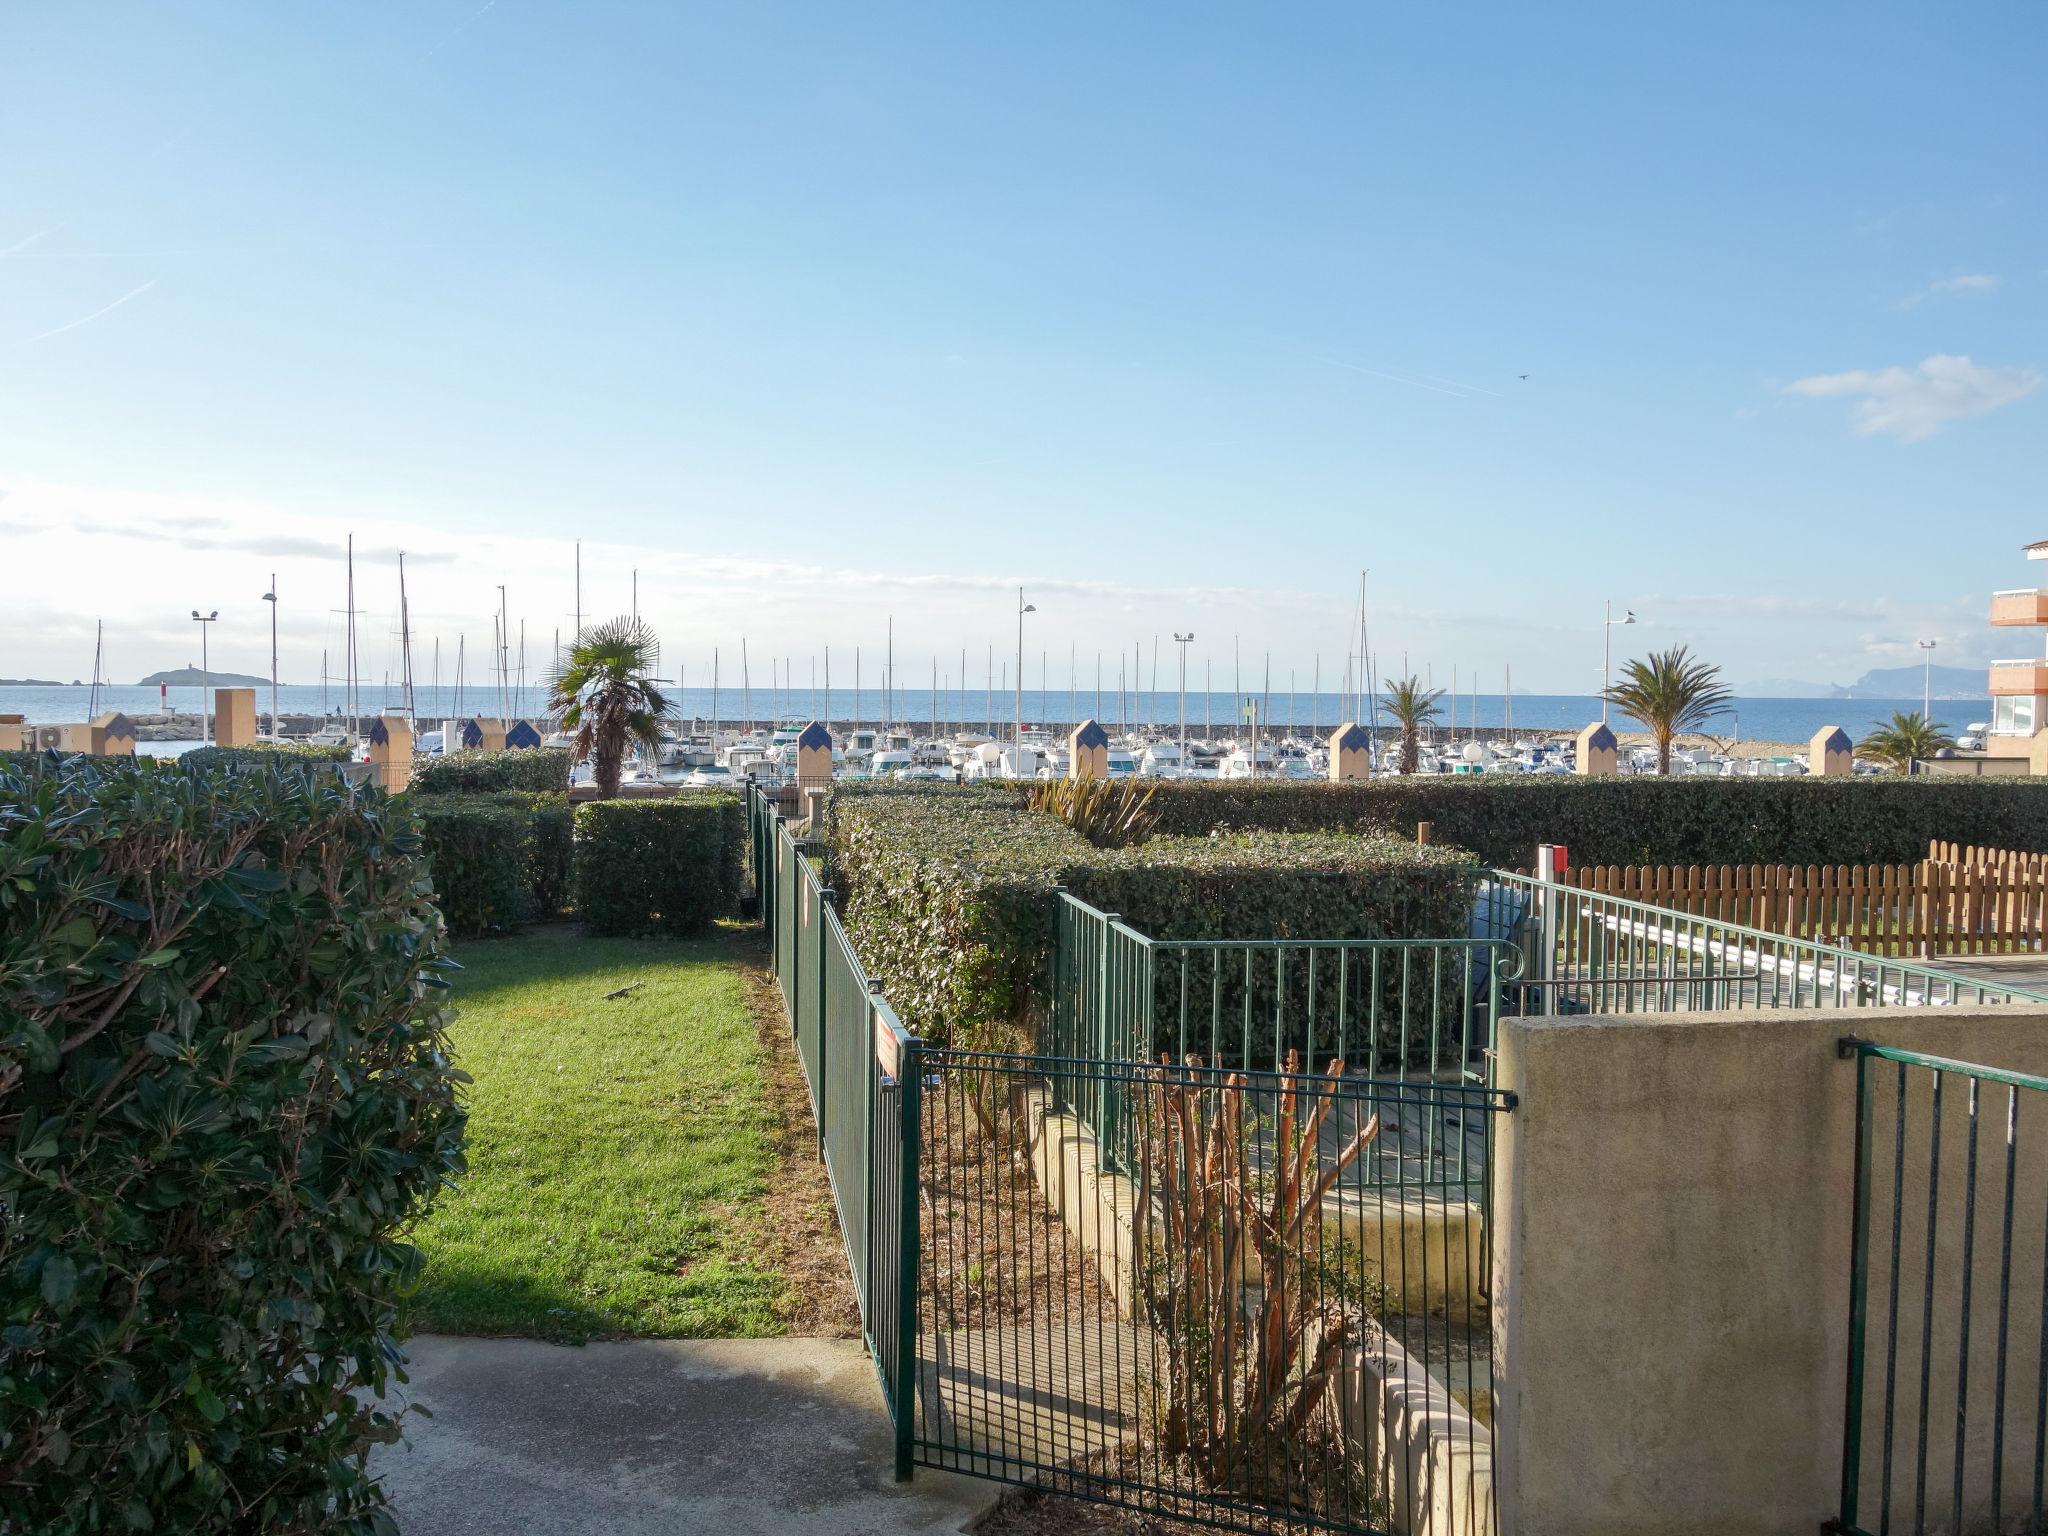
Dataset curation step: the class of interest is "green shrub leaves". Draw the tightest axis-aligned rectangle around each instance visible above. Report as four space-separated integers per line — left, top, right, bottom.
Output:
828 785 1479 1052
573 793 745 936
409 747 572 796
1065 776 2048 869
0 751 466 1536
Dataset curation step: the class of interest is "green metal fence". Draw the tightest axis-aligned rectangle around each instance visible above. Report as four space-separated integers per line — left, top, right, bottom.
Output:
749 786 922 1476
1491 870 2048 1013
752 786 1512 1532
913 1045 1512 1535
1048 890 1518 1192
1835 1040 2048 1536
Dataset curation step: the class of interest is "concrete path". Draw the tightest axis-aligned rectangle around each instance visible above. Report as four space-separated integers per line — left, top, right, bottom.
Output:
373 1335 997 1536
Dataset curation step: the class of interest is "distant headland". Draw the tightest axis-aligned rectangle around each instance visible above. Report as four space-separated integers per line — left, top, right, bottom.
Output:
0 678 73 687
136 667 274 688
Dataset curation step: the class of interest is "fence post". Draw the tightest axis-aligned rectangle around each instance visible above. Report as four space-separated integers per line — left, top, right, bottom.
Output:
1835 1038 1874 1533
1534 844 1560 1016
893 1037 923 1482
816 885 834 1154
863 980 882 1329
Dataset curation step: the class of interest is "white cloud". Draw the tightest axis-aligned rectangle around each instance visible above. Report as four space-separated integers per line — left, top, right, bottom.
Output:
1899 272 2001 309
1782 354 2041 442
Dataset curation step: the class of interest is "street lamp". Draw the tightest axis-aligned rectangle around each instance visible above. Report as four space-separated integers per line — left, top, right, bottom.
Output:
1602 601 1637 723
1917 638 1937 719
191 610 219 745
1173 632 1195 765
261 578 279 740
1015 588 1036 751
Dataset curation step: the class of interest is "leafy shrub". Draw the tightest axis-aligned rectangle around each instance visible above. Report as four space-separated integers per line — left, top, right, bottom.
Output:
829 784 1479 1054
574 793 745 936
527 792 573 917
409 746 572 796
0 752 465 1536
1026 773 1161 848
1087 776 2048 868
180 741 352 772
1137 1056 1380 1510
415 793 536 936
412 791 573 936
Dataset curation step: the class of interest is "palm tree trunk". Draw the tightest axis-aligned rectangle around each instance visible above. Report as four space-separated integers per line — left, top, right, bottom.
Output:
1401 723 1418 775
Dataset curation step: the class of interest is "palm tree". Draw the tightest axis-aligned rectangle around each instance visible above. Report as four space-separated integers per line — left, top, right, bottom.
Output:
1601 644 1734 776
1380 676 1446 775
547 617 672 798
1855 710 1954 773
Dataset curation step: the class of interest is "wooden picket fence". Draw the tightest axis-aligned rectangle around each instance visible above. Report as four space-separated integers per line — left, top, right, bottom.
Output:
1544 843 2048 957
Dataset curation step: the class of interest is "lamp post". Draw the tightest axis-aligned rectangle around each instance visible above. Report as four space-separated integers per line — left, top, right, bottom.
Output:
1014 587 1035 750
1173 632 1195 765
1917 638 1937 718
261 577 279 739
191 610 219 745
1602 601 1637 723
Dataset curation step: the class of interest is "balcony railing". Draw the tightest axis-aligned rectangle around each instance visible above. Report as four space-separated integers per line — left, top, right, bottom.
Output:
1991 589 2048 625
1988 659 2048 694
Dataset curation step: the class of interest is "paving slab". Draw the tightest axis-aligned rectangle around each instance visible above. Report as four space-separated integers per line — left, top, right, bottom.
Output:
373 1335 998 1536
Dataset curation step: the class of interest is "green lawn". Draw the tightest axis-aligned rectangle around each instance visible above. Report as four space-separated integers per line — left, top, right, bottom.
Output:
409 926 785 1342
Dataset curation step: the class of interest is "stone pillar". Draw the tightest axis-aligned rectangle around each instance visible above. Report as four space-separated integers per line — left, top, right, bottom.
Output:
367 715 415 792
1808 725 1852 776
1327 721 1370 781
461 718 508 753
1068 719 1108 780
795 721 833 793
214 688 258 748
1574 721 1618 776
89 712 136 757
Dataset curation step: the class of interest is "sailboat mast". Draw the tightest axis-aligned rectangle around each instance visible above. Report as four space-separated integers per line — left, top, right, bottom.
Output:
398 552 416 723
346 535 359 739
456 635 465 717
1359 570 1375 760
741 638 751 732
496 586 509 721
885 617 894 730
89 619 103 719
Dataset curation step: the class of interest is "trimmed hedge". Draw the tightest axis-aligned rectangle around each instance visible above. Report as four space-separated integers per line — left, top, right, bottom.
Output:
1060 776 2048 869
409 747 572 796
412 791 573 937
528 793 573 917
829 784 1480 1055
574 793 745 936
180 741 353 772
0 752 465 1535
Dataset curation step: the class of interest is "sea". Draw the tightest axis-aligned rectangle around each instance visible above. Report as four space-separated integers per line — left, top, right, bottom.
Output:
0 683 1993 756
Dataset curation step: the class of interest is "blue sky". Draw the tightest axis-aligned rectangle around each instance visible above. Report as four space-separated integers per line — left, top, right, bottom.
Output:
1 2 2042 692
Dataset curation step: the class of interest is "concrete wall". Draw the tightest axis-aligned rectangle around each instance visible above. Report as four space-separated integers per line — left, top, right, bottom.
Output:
1491 1005 2048 1536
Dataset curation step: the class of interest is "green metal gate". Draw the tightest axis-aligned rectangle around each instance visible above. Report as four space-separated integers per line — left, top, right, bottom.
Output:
1835 1039 2048 1536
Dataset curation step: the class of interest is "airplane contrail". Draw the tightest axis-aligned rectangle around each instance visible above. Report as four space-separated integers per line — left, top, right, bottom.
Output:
1406 368 1506 399
1308 353 1471 398
0 227 57 258
8 278 159 348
